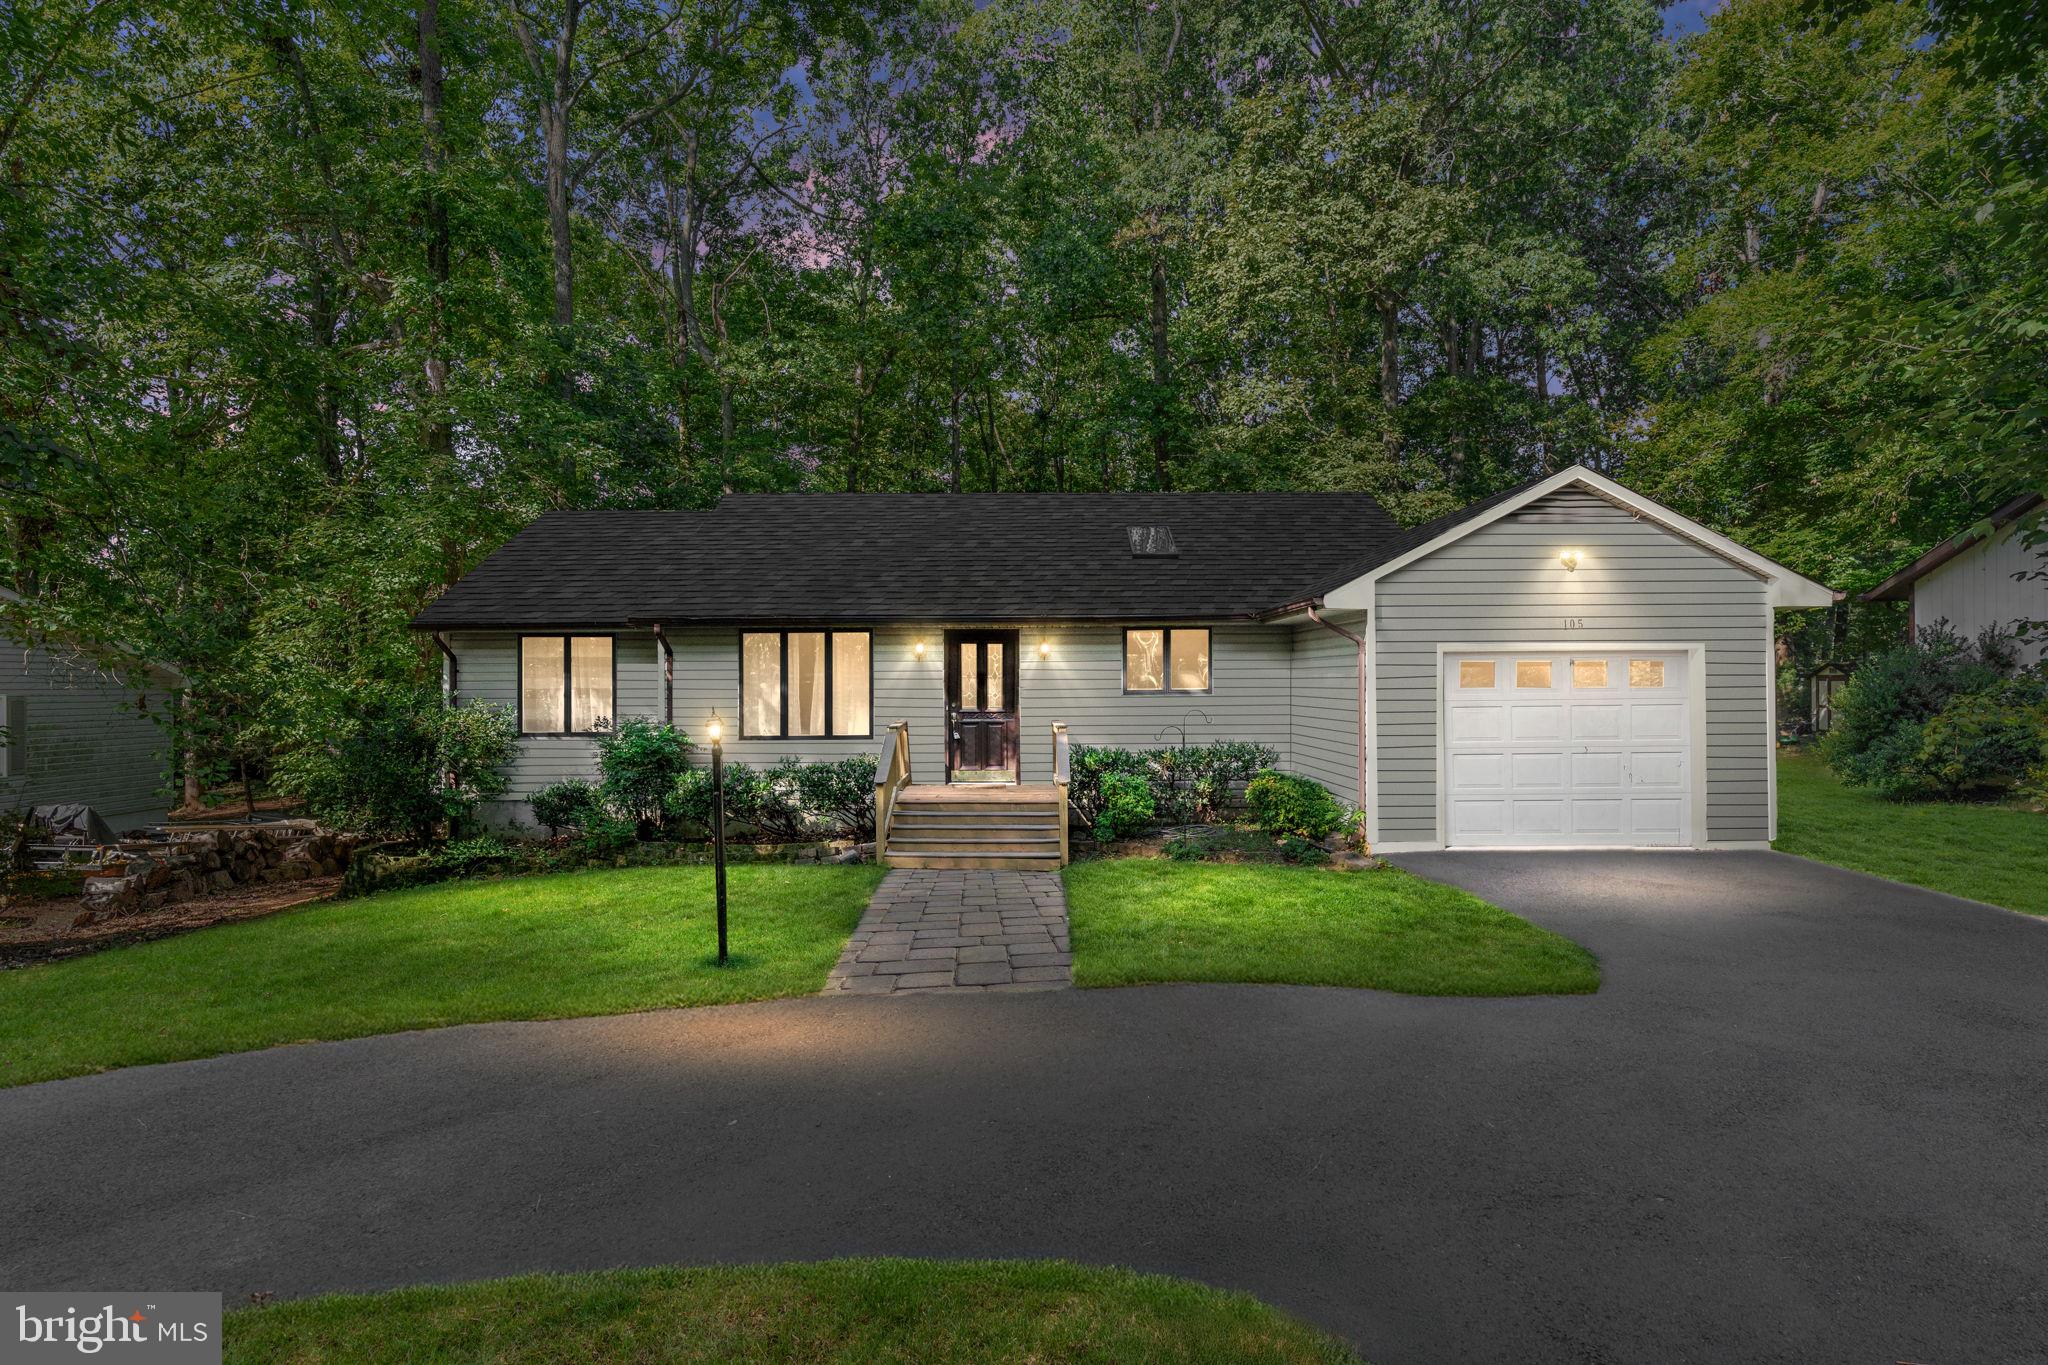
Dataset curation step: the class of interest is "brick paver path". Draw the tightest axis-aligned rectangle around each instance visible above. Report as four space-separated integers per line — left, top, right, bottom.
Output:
822 869 1072 994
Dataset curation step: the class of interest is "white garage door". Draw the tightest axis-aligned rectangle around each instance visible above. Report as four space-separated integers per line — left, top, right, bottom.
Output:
1443 650 1693 848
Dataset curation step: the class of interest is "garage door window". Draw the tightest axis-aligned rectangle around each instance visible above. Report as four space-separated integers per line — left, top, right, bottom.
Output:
1629 658 1666 688
1572 659 1608 688
1515 660 1553 689
1459 659 1495 688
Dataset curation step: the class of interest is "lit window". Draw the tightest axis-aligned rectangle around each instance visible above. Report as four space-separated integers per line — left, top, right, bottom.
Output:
741 631 872 738
987 642 1006 710
1629 658 1666 688
832 633 870 736
959 642 980 709
1125 628 1210 693
1125 630 1163 691
1458 660 1496 689
1169 631 1210 691
1572 659 1609 689
1516 659 1553 689
520 635 613 734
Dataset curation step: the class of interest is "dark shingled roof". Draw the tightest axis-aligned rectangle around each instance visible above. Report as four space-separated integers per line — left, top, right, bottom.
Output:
411 492 1407 629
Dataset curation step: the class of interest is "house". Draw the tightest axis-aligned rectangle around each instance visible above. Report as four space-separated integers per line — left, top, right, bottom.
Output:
412 465 1834 861
1861 493 2048 663
0 608 181 829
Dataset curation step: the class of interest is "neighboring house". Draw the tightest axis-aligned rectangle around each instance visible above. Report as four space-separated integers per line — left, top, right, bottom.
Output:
1862 493 2048 663
413 465 1834 858
0 617 180 828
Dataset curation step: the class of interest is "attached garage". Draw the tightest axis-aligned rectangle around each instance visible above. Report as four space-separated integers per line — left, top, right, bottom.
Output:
1312 467 1836 853
1442 648 1697 848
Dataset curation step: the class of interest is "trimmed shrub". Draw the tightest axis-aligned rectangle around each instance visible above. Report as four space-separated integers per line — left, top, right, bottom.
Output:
1092 771 1156 842
529 780 602 836
669 761 809 841
1069 745 1151 825
788 754 879 840
595 718 694 835
1070 741 1279 826
1244 770 1346 842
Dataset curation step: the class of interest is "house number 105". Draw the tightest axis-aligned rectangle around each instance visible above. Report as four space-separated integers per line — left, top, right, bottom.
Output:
1563 617 1586 630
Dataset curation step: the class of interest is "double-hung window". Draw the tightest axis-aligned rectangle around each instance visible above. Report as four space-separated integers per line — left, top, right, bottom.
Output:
520 635 614 734
741 631 871 738
1123 628 1211 694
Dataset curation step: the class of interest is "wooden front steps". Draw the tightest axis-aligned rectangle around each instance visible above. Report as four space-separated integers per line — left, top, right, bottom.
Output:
882 785 1067 870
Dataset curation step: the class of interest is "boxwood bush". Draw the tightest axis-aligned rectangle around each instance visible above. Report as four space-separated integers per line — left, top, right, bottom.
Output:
1244 770 1347 842
1068 741 1279 830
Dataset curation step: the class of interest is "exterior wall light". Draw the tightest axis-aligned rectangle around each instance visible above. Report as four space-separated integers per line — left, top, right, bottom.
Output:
1559 549 1581 573
913 640 926 660
1039 639 1051 658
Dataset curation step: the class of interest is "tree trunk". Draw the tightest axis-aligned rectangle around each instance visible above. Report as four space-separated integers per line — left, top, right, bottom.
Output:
182 748 201 810
1149 245 1172 490
1378 295 1400 405
419 0 453 458
948 380 964 493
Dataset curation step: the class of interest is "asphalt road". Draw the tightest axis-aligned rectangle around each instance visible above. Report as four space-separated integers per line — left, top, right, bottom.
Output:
4 851 2045 1364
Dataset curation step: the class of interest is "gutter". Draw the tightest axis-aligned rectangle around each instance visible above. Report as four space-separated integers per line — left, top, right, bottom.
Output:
1305 604 1368 835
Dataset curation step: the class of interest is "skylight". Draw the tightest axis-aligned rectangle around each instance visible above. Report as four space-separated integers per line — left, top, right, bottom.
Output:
1127 525 1178 557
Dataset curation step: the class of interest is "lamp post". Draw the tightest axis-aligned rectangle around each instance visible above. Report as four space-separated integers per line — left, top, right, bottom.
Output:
707 711 728 965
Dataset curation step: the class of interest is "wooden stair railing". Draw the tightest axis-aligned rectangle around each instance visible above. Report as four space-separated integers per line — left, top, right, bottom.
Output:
1051 721 1071 867
874 721 912 853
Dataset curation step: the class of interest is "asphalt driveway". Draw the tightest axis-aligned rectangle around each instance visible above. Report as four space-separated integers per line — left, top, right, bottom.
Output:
4 851 2045 1364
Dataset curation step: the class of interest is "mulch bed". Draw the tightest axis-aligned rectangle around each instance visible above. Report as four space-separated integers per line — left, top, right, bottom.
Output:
0 877 342 969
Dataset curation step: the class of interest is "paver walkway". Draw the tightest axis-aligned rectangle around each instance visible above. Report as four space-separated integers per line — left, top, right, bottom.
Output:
822 868 1071 994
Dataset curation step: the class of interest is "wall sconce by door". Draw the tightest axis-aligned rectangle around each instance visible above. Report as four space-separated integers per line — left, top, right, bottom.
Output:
1559 549 1582 573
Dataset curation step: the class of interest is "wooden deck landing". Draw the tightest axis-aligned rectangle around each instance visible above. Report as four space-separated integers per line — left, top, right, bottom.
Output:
898 783 1064 803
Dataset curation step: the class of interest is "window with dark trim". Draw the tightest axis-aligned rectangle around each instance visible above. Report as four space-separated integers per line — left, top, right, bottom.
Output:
1123 628 1212 694
740 631 872 738
519 635 615 734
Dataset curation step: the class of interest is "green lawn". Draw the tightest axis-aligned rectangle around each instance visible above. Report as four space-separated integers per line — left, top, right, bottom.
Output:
224 1259 1358 1365
1775 749 2048 915
1064 860 1600 996
0 864 882 1088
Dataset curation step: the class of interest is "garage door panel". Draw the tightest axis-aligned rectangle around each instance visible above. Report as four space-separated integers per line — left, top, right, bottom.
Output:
1449 753 1505 790
1510 751 1565 789
1443 649 1693 848
1451 800 1505 836
1631 751 1685 790
1571 704 1623 739
1509 800 1565 835
1449 705 1504 741
1630 703 1685 740
1572 799 1624 834
1571 751 1624 787
1631 799 1683 836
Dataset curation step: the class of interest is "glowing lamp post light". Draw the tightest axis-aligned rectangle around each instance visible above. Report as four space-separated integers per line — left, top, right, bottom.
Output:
707 711 729 965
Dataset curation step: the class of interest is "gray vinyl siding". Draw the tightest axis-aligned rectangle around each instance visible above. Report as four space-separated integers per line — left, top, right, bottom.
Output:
1289 621 1362 807
448 623 1300 828
0 636 173 821
1372 488 1773 847
1015 625 1292 781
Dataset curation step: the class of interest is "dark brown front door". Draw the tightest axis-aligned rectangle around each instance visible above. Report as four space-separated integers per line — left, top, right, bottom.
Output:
945 630 1019 782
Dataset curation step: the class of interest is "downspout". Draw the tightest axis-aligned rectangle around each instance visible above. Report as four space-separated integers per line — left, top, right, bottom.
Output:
653 625 674 726
1306 605 1368 841
432 632 459 703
